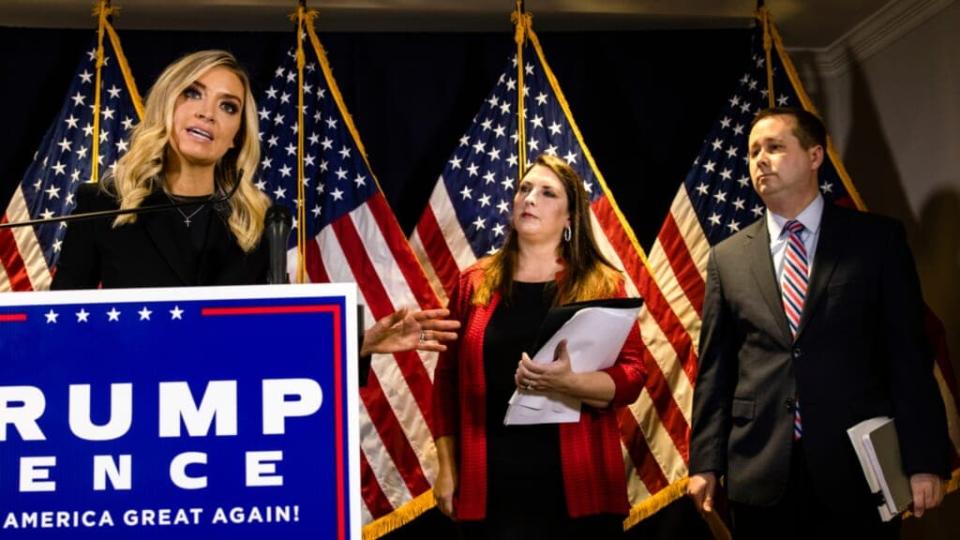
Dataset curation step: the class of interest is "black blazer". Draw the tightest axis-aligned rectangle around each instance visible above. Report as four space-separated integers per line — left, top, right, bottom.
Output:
689 203 950 510
51 184 268 290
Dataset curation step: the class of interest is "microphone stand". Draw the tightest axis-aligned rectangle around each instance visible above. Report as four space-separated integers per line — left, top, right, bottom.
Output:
0 179 243 230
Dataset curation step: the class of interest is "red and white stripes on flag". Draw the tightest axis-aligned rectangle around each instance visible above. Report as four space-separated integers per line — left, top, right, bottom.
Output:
410 19 697 525
254 11 446 537
1 11 141 292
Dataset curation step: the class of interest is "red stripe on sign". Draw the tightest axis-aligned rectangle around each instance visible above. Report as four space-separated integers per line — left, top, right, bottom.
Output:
0 313 27 322
330 214 435 432
200 305 337 316
415 205 461 300
0 214 34 291
361 373 431 497
366 193 440 309
658 212 706 317
618 407 670 494
331 306 345 540
359 449 395 519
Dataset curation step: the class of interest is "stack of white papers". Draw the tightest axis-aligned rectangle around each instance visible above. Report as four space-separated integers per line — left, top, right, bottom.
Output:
504 304 641 425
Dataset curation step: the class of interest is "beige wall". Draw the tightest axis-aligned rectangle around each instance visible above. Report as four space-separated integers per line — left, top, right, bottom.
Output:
793 2 960 538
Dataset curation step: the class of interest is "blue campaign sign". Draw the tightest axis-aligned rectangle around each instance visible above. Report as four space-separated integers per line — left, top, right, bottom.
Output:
0 284 360 539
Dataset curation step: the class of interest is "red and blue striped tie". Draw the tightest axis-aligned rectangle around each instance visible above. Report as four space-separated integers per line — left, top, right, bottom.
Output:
782 220 807 440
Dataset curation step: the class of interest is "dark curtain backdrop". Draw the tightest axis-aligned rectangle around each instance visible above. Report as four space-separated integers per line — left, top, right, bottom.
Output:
0 24 750 539
0 25 751 249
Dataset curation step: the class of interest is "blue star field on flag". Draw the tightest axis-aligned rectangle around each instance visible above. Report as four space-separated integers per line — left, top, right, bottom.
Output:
683 24 853 247
254 47 378 240
15 41 138 268
435 46 599 258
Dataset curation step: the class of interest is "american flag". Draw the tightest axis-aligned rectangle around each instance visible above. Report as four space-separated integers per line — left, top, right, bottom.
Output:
636 10 960 527
408 20 698 524
0 18 141 292
254 15 445 534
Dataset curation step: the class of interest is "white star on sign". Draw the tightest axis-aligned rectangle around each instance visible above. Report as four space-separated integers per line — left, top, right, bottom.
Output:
45 309 59 324
169 305 184 320
75 309 90 323
107 308 121 322
138 307 152 321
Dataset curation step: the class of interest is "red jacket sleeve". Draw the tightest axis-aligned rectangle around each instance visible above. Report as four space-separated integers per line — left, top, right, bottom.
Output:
432 273 467 438
600 280 647 408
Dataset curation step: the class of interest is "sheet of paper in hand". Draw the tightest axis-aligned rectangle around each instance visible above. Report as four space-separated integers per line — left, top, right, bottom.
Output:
504 298 642 425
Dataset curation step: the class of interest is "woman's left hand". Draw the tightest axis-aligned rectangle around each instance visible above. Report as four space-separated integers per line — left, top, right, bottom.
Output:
361 308 460 357
515 339 573 394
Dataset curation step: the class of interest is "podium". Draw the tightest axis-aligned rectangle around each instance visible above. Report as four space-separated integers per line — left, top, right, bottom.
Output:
0 284 361 539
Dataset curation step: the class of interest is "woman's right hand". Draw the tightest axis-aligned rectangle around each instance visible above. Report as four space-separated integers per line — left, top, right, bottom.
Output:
434 464 458 518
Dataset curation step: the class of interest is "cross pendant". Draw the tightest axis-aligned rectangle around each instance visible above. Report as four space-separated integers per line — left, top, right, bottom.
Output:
183 217 192 227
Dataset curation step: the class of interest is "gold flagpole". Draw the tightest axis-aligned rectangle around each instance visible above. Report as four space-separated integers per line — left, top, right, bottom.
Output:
512 0 529 179
90 0 113 183
758 5 775 108
294 0 308 283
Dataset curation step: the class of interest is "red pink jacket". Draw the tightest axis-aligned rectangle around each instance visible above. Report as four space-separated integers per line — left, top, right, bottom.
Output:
432 263 646 520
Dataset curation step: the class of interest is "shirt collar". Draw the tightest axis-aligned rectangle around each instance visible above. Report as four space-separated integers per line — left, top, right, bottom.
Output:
766 193 824 240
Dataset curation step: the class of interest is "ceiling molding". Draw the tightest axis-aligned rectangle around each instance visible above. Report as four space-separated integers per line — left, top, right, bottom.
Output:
787 0 955 78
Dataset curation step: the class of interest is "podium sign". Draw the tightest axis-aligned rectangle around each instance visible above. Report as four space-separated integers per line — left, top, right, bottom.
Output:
0 284 360 539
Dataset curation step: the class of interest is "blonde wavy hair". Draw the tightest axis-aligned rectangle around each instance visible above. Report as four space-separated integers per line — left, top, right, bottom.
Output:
109 50 267 252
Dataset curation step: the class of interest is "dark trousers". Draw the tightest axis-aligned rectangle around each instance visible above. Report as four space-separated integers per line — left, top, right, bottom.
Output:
731 441 900 540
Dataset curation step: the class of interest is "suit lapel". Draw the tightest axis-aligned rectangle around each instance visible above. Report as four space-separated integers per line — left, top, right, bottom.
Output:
795 203 842 339
141 192 196 285
747 218 793 346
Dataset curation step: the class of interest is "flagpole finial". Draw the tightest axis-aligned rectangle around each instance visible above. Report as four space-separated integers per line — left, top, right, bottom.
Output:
92 0 117 21
511 2 533 46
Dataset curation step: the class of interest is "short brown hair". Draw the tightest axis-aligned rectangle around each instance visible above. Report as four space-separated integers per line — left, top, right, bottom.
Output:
751 107 826 150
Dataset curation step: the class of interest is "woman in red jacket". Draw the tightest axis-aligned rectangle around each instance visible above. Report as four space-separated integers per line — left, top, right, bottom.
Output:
432 154 646 539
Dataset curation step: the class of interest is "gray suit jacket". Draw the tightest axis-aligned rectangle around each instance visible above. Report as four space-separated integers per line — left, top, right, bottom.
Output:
689 203 950 510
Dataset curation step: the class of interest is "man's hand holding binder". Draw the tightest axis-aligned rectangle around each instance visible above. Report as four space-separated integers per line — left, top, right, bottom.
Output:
909 473 943 517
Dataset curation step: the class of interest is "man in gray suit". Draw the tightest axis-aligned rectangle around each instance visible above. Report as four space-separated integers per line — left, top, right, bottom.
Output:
686 107 950 539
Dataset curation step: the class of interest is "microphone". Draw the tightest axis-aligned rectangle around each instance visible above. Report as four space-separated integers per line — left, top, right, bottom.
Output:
0 178 243 230
264 204 292 285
